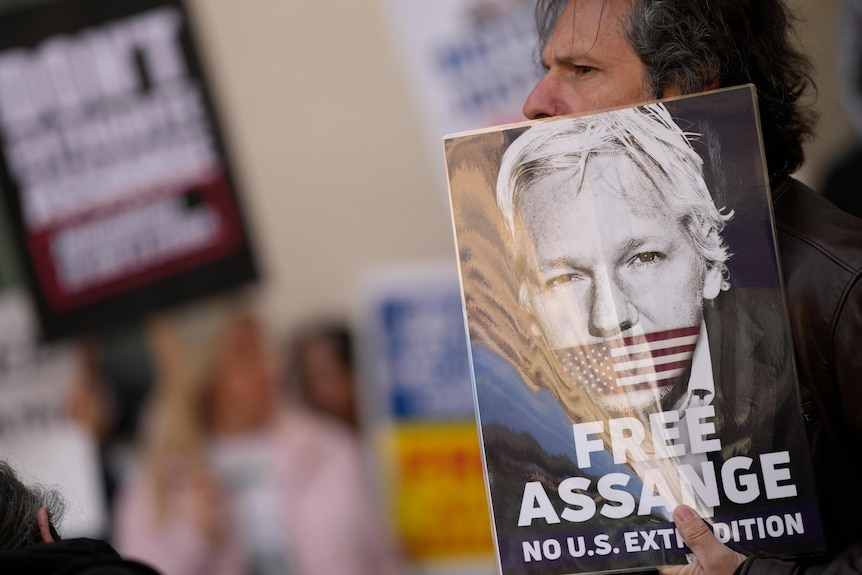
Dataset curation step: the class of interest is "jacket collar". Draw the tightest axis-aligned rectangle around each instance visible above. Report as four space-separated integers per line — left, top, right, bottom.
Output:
769 174 792 204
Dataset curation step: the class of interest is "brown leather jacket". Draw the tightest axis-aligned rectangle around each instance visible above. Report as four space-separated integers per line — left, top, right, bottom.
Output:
739 177 862 574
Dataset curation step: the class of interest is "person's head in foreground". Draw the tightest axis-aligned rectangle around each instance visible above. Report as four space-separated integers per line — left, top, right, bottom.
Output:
497 103 732 412
0 460 162 574
0 460 62 550
526 0 814 180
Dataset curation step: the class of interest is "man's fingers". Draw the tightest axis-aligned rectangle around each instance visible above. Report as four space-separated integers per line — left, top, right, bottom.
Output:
673 505 745 575
674 505 715 548
658 564 686 575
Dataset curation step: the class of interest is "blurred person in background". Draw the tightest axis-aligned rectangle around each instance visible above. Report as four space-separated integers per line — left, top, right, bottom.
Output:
287 322 360 431
66 338 121 540
67 331 155 540
112 309 403 575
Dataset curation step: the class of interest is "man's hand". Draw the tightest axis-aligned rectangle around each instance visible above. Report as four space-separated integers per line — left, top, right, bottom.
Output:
660 505 746 575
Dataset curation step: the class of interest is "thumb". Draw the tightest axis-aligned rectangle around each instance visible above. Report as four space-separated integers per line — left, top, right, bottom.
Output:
674 505 715 549
674 505 745 575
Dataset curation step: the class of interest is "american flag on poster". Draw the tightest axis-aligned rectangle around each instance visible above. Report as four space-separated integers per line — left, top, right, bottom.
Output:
554 326 700 393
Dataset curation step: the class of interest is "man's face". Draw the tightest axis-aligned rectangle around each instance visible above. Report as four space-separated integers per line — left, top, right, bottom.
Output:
523 0 661 119
520 154 721 411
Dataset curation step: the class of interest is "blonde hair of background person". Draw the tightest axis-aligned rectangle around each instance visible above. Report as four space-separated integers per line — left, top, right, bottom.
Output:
113 306 404 575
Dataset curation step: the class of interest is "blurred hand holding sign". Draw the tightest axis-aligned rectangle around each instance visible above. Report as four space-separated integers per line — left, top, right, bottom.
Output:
0 0 257 341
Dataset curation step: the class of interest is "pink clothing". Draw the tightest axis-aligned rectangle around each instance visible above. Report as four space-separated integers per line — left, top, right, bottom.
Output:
113 408 403 575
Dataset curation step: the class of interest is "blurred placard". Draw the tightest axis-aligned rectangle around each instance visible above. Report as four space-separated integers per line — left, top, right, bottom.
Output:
355 263 494 574
0 290 107 538
356 262 475 423
379 0 541 185
386 422 493 560
0 0 257 341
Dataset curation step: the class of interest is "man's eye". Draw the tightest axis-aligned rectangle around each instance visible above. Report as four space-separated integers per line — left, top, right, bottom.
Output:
573 65 594 75
633 252 663 264
546 274 580 288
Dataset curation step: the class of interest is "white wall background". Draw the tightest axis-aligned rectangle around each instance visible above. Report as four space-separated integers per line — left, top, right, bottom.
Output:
182 0 457 332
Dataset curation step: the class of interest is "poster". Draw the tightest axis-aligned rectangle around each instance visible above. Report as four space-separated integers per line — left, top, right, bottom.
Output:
355 263 495 573
444 86 823 574
0 0 257 341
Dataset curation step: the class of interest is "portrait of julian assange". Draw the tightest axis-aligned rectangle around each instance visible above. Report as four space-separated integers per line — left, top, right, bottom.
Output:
445 87 821 574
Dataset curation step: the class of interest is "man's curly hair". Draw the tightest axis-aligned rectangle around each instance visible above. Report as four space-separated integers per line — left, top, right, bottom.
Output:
534 0 817 180
0 460 64 550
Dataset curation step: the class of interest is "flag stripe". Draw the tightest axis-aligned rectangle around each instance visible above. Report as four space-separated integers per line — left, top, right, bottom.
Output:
613 352 694 371
610 335 698 357
615 359 691 379
613 343 699 362
616 366 687 388
615 326 700 347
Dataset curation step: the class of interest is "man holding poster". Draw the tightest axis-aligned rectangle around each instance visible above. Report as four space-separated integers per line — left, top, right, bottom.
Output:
500 0 862 572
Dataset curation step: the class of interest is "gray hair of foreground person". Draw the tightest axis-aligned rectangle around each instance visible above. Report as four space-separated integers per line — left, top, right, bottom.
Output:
0 460 64 550
496 102 734 307
534 0 816 179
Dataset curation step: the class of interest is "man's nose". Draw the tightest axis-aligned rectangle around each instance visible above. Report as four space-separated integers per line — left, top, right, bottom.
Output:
523 73 562 119
588 275 638 338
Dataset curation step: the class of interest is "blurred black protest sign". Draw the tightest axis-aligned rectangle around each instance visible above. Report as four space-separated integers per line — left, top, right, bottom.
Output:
0 0 258 341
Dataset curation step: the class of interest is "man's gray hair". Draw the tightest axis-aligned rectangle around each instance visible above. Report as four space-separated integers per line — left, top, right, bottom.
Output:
0 460 64 550
496 103 733 304
533 0 814 178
